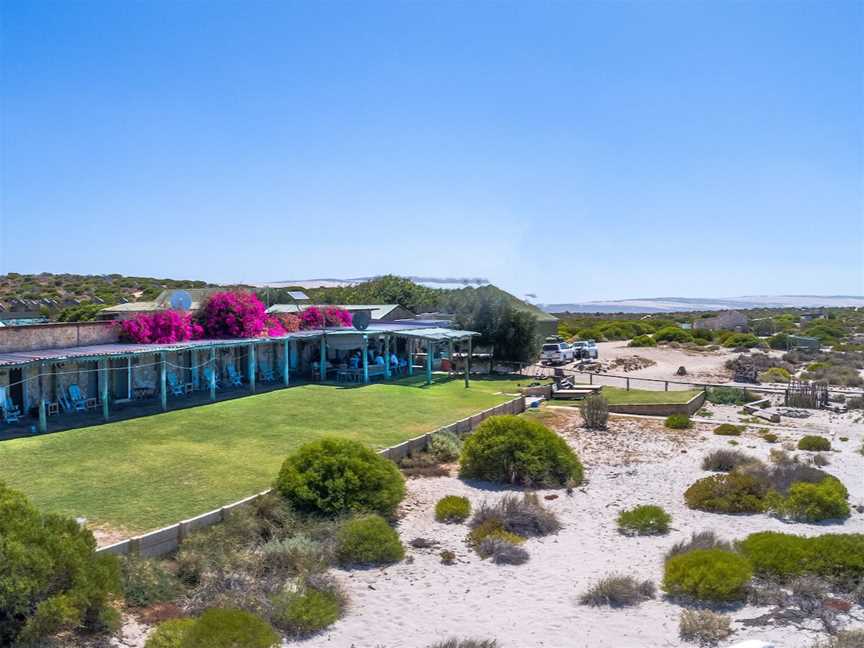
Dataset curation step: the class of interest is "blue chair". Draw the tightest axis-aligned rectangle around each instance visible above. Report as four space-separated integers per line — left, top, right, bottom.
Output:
67 385 88 412
226 365 244 387
166 372 187 396
203 367 222 390
0 387 21 424
258 361 276 383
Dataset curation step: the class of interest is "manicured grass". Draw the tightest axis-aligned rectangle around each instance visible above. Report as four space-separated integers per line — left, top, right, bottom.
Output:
553 386 701 406
0 376 525 534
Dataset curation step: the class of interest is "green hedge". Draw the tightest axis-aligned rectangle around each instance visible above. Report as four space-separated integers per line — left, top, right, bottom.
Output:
797 435 832 452
617 505 671 536
663 549 752 601
336 514 405 566
459 415 583 487
738 532 864 582
182 608 279 648
435 496 471 523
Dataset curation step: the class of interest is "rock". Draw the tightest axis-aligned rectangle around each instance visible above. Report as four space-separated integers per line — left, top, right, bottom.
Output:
544 494 559 500
823 597 852 612
676 366 687 376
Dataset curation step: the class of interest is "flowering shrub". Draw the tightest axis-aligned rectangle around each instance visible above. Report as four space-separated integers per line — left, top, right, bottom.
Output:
197 291 268 339
119 311 202 344
272 313 301 333
299 306 353 330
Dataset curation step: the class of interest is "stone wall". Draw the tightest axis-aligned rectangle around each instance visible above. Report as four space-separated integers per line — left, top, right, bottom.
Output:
0 322 119 353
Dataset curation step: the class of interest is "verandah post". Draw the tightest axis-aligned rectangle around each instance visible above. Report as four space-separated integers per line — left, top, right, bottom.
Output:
384 335 391 379
160 352 167 411
100 359 109 421
248 343 256 393
408 339 414 376
209 346 216 401
465 337 471 388
362 334 369 384
283 339 290 386
38 362 47 433
319 336 326 382
426 339 433 385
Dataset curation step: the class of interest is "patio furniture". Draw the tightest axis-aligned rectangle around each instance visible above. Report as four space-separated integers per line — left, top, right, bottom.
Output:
166 372 191 396
203 367 222 390
258 361 276 383
226 365 244 387
0 387 21 424
47 401 60 416
67 385 88 412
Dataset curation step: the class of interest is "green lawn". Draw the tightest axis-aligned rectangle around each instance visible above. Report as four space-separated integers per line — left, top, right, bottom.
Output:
554 386 701 406
0 376 526 534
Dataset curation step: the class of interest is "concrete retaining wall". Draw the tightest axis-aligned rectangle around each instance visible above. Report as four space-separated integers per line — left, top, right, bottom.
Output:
96 395 526 558
607 391 706 417
0 321 119 353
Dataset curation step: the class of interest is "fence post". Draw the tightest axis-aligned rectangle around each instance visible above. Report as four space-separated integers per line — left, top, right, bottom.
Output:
626 377 630 391
38 362 48 433
665 381 669 392
589 373 593 385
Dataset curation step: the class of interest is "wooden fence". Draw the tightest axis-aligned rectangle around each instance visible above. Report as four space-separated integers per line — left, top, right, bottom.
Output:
96 395 526 557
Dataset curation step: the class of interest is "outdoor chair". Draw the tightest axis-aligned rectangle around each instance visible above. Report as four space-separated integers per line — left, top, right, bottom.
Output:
166 372 187 396
226 365 244 387
258 361 276 383
203 367 222 390
0 387 21 424
67 384 88 412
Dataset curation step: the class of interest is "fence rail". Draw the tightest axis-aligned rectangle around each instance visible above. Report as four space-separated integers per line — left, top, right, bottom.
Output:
96 395 526 558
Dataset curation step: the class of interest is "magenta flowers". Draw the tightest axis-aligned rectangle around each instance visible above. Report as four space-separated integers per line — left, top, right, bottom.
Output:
197 291 269 339
118 310 202 344
298 306 353 329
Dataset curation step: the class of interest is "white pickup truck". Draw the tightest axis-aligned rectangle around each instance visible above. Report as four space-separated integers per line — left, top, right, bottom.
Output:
540 342 575 365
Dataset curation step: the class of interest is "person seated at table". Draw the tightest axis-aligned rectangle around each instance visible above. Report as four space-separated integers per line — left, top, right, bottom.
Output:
389 352 399 371
375 354 385 366
350 353 360 369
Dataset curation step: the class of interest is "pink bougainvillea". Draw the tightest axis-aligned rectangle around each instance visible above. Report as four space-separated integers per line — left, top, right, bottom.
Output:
197 291 268 339
298 306 353 330
118 310 202 344
270 313 301 333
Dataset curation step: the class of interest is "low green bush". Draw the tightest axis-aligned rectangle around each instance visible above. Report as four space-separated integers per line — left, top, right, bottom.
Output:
684 472 767 513
706 386 757 405
738 531 864 583
0 481 121 646
336 514 405 566
275 437 405 517
662 549 752 602
759 367 791 383
617 505 671 536
665 414 692 429
467 518 525 548
713 423 743 436
722 333 761 349
182 608 279 648
469 493 560 538
762 432 779 443
261 534 329 573
767 477 849 522
797 435 832 452
144 618 195 648
628 334 656 347
270 580 344 636
435 495 471 523
429 431 462 462
654 326 693 343
121 556 182 608
459 415 583 487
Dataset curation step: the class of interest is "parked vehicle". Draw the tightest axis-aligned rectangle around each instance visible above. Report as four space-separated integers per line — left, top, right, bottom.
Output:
571 340 599 360
541 342 575 365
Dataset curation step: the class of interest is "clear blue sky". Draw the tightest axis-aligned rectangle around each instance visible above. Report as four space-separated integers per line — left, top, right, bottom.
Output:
1 1 862 303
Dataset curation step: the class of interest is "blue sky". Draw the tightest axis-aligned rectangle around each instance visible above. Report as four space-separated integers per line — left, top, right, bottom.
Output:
1 1 861 303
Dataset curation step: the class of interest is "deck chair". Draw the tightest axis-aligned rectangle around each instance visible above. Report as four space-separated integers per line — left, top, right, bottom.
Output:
226 365 244 387
203 367 221 390
166 372 186 396
0 386 21 424
67 384 88 412
258 360 276 383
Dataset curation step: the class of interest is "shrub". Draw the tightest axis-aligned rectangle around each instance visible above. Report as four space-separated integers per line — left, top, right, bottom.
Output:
182 608 279 648
662 549 752 602
738 532 864 583
197 291 269 339
144 618 196 648
121 556 182 607
275 437 405 517
0 481 121 646
798 435 832 451
578 574 655 607
701 449 757 472
429 431 461 462
469 493 561 539
767 477 850 522
119 310 202 344
270 579 344 636
665 414 692 429
477 538 530 565
713 423 743 436
467 519 525 548
809 630 864 648
459 415 583 487
628 334 656 347
678 609 732 644
435 496 471 523
722 333 761 349
666 531 731 560
428 640 498 648
440 550 456 565
654 326 693 343
336 515 404 566
617 505 671 536
706 386 757 405
684 472 767 513
581 394 609 430
261 534 328 573
762 432 779 443
759 367 791 383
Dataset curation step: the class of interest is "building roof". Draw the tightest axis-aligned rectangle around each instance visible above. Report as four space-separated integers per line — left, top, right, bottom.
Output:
266 304 405 320
100 301 158 313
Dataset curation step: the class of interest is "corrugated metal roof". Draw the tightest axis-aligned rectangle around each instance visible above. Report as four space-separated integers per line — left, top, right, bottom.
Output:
266 304 402 319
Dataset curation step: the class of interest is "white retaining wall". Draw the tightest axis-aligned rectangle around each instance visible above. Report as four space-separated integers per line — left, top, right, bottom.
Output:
96 395 526 558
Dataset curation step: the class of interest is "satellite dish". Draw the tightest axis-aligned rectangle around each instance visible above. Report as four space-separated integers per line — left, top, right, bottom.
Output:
352 311 371 331
170 290 193 311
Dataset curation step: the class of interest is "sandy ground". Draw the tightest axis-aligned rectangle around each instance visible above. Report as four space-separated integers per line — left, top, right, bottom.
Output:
285 406 864 648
